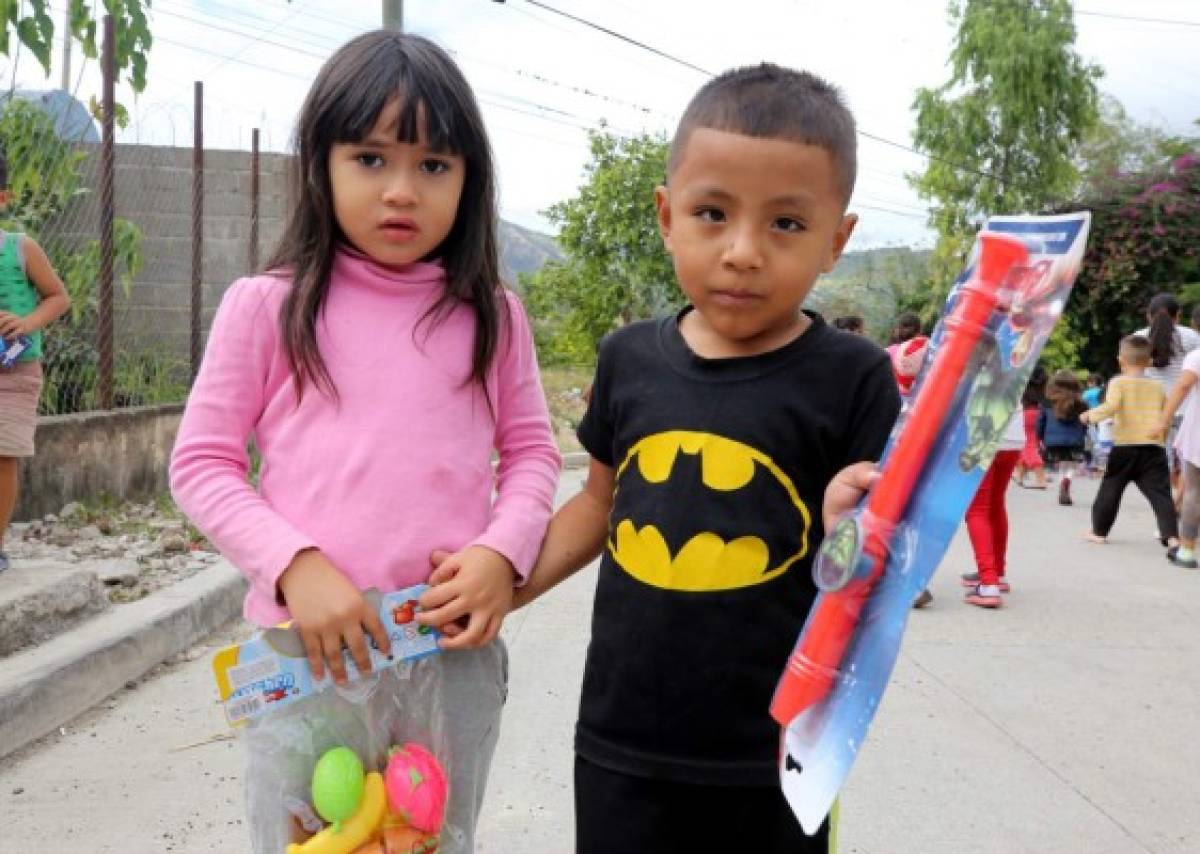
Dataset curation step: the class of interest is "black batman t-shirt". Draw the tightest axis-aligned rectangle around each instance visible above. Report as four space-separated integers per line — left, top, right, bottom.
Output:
575 309 900 786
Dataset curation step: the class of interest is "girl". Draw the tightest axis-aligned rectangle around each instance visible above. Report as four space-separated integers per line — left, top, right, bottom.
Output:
886 311 929 396
1138 293 1200 505
1158 347 1200 569
1016 369 1048 489
961 408 1025 608
886 311 933 607
169 32 561 852
0 148 71 573
1038 370 1088 505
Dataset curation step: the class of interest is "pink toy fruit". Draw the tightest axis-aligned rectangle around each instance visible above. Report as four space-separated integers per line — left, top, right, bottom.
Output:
384 743 448 833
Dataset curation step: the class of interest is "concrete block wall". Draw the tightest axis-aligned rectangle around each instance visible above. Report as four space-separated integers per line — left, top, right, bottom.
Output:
44 142 292 360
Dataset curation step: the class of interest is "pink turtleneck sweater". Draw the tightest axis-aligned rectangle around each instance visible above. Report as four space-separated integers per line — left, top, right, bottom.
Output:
170 250 562 626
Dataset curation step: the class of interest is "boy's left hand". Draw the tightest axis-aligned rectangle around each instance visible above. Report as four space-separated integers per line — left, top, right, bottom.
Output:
823 462 880 532
0 311 30 338
417 545 516 650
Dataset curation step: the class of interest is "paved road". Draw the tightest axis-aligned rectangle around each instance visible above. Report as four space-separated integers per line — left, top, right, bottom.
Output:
2 471 1197 853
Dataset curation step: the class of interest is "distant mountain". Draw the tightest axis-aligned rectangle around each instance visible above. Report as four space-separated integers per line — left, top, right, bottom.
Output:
830 245 932 279
498 220 563 286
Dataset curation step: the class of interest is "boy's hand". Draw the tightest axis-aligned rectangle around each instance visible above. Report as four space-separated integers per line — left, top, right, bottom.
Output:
0 311 30 338
1079 412 1090 425
823 462 880 532
417 545 515 650
277 549 393 685
1150 420 1167 442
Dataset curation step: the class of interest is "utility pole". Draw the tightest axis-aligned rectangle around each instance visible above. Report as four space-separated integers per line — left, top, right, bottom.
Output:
60 4 71 89
383 0 403 31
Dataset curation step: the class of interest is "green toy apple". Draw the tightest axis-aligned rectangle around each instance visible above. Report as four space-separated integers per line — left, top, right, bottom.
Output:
311 746 365 832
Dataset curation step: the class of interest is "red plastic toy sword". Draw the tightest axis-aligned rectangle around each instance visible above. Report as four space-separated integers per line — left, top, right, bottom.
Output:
770 231 1029 725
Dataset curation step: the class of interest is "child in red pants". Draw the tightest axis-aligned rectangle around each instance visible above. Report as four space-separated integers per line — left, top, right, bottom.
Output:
962 409 1025 608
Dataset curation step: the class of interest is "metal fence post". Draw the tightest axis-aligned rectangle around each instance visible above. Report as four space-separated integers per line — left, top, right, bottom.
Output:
249 127 259 274
98 15 115 409
191 81 204 379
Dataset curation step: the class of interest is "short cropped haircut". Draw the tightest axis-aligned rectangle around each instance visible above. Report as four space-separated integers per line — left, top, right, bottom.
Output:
667 63 857 204
1120 334 1152 367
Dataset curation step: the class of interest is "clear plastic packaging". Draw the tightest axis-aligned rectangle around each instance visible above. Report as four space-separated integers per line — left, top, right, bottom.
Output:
771 213 1093 833
212 585 506 853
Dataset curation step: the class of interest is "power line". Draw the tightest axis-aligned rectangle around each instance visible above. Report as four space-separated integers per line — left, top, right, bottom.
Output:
852 201 929 221
449 49 676 120
150 5 332 61
155 0 369 46
150 34 318 84
520 0 712 76
503 0 1004 182
1075 8 1200 28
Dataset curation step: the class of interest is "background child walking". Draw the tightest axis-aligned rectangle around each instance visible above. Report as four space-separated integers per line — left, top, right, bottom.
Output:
1158 347 1200 569
961 408 1025 608
1138 293 1199 506
0 150 71 574
1038 370 1088 505
1016 368 1048 489
169 32 560 852
1081 335 1177 549
885 310 933 607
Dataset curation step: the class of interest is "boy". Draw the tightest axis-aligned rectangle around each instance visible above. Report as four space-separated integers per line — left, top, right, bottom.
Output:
507 65 899 851
1081 335 1178 548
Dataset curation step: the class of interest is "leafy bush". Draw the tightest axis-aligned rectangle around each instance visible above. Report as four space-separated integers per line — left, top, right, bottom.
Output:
1067 151 1200 373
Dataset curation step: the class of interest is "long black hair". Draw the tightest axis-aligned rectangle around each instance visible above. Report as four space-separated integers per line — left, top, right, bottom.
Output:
1046 370 1086 421
1022 364 1048 408
890 311 922 344
1146 292 1181 371
268 31 504 401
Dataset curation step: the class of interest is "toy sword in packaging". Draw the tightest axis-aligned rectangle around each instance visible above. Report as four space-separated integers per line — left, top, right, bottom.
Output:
771 213 1091 833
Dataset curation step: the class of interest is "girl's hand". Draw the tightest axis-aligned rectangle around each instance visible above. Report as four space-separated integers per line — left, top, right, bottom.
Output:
277 549 392 685
417 545 515 650
823 462 880 532
1150 420 1167 442
0 311 30 338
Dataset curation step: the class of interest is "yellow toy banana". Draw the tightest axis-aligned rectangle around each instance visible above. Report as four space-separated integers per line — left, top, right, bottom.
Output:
287 771 387 854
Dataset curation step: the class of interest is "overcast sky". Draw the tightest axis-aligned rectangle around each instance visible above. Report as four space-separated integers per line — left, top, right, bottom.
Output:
10 0 1200 249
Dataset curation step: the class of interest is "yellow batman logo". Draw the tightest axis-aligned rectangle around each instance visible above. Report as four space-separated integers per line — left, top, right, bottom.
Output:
609 431 811 591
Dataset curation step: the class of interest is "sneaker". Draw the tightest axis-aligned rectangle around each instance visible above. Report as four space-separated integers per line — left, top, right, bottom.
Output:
960 572 1010 593
965 584 1003 608
912 588 933 609
0 551 8 573
1167 547 1199 569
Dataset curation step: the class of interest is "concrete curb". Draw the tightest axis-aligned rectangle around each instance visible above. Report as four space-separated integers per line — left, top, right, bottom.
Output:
0 560 246 760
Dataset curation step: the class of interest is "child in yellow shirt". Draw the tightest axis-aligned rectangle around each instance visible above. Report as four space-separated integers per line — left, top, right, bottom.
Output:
1081 334 1178 549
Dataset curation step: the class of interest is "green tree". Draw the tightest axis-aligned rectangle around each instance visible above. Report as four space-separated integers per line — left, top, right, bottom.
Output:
522 129 678 363
1076 96 1198 197
0 96 144 413
1 0 153 93
910 0 1101 297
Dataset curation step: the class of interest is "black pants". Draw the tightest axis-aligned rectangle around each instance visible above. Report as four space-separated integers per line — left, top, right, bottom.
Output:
574 755 829 853
1092 445 1178 539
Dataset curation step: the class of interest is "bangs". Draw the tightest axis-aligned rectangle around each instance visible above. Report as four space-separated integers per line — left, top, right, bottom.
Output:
317 37 473 155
